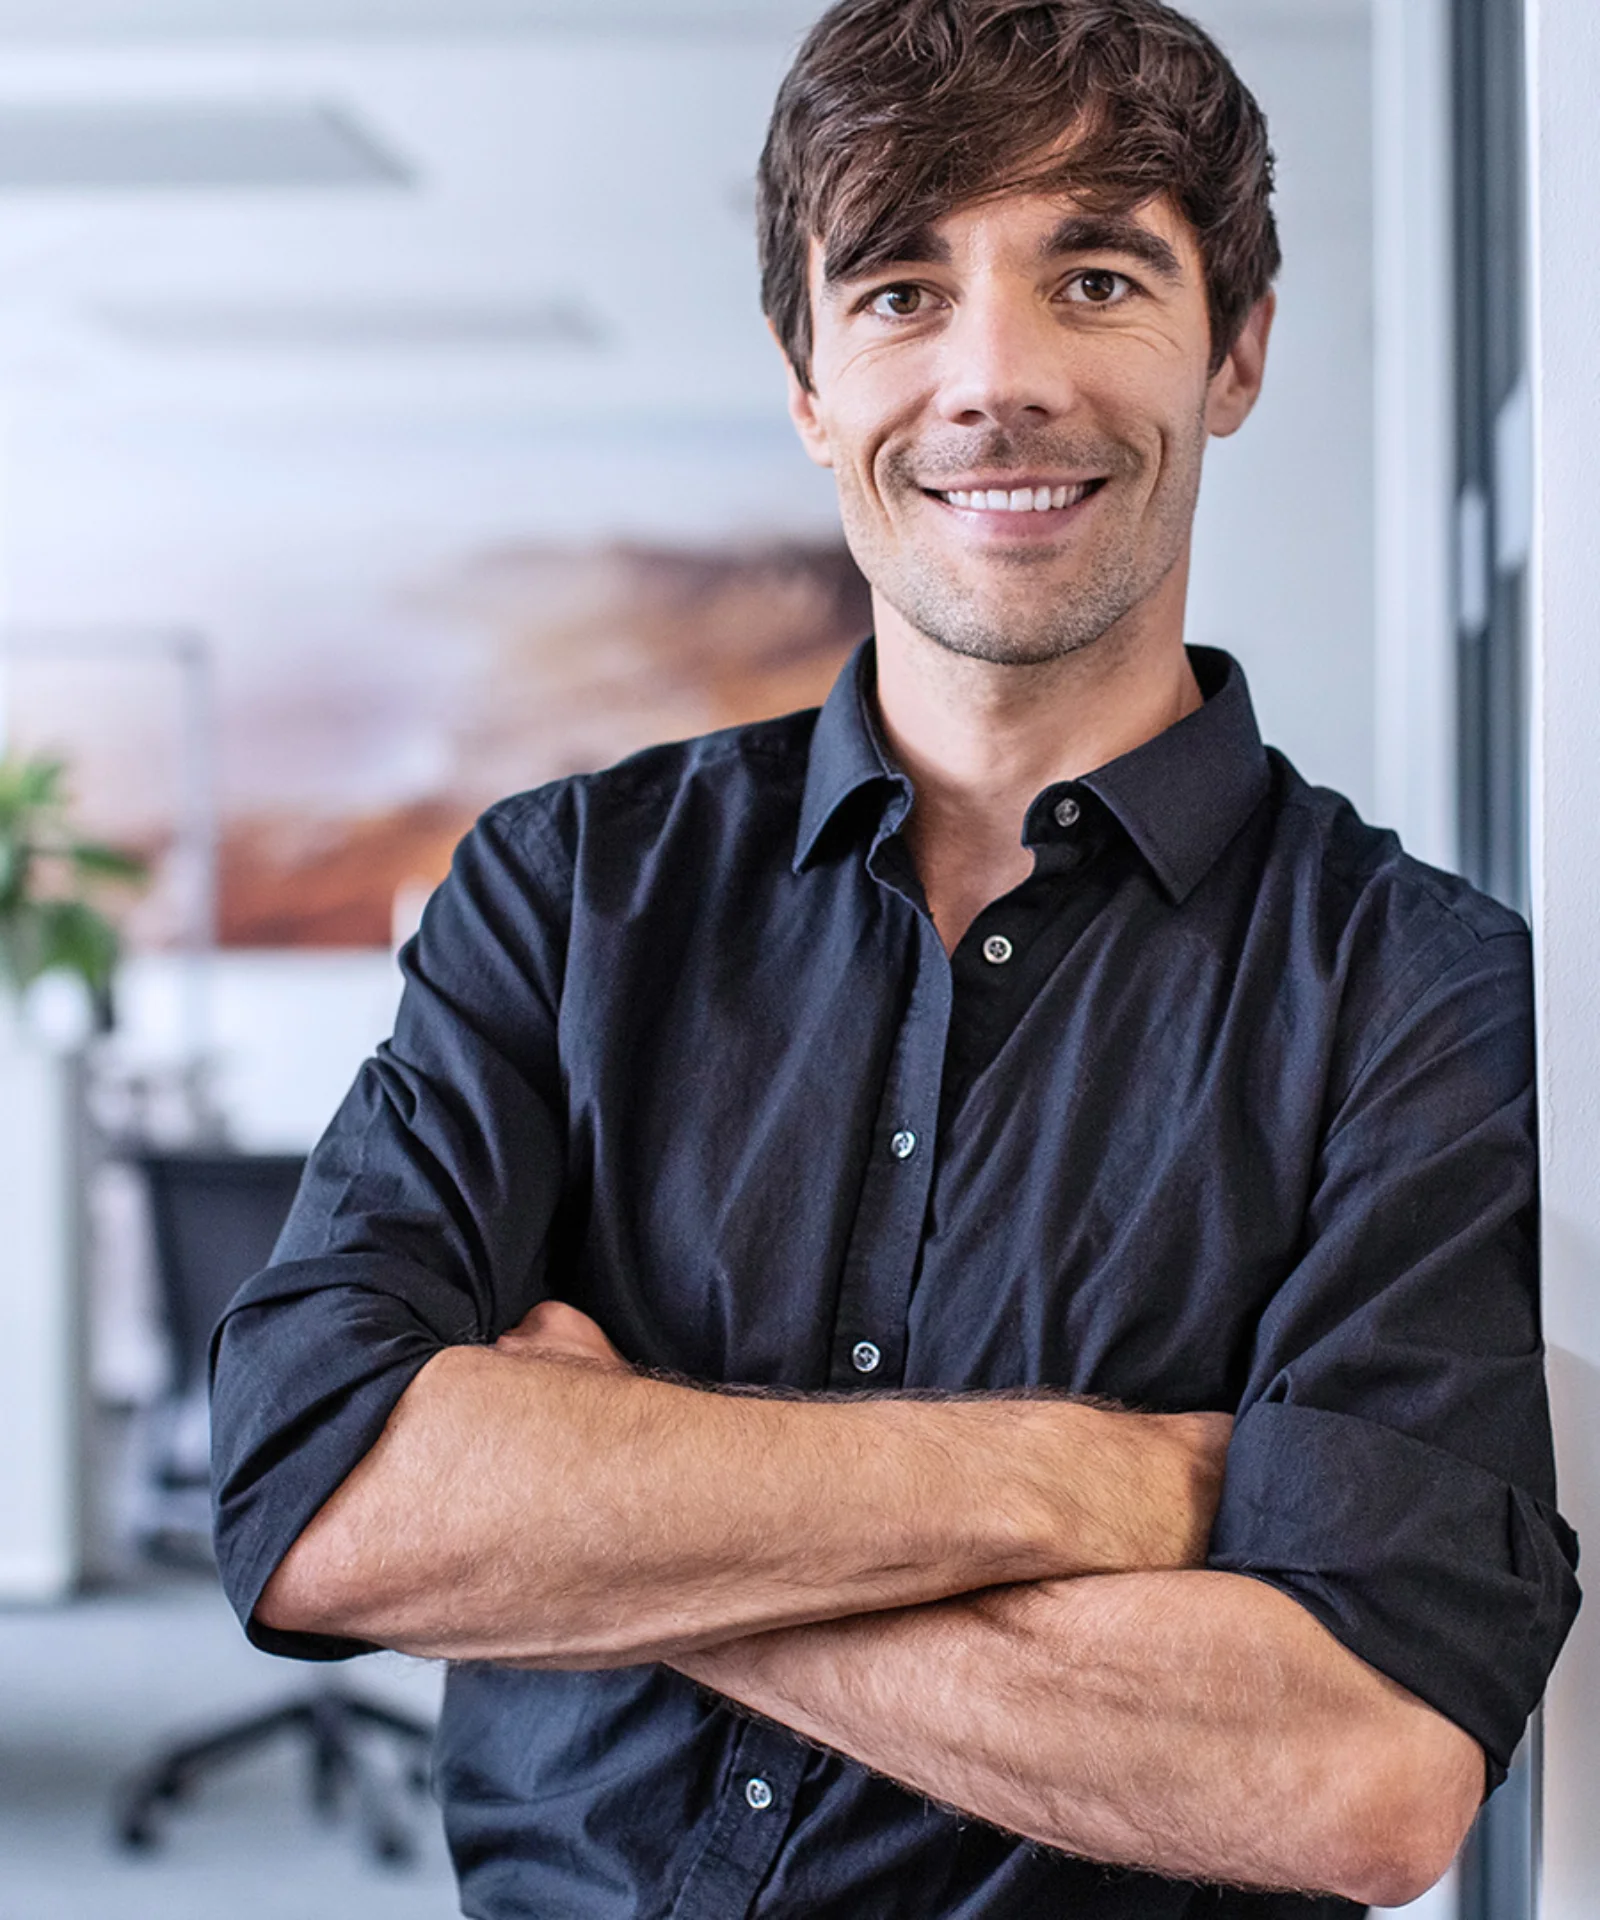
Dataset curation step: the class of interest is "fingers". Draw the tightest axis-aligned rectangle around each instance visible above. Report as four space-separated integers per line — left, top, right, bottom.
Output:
496 1299 628 1371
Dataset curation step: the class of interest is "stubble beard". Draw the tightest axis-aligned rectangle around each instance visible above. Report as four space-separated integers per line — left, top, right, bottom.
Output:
839 422 1205 670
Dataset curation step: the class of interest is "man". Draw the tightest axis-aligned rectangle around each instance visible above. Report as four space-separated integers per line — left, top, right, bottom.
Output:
211 1 1579 1913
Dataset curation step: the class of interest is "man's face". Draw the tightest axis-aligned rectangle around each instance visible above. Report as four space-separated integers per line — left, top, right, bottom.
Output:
786 185 1272 668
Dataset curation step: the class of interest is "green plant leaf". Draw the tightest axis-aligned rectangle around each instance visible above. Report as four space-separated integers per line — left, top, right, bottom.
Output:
64 840 148 883
36 899 119 992
0 756 65 815
0 840 26 907
0 753 147 1000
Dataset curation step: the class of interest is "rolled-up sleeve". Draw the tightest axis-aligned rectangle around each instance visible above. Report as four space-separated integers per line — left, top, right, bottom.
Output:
1210 924 1580 1784
210 797 573 1659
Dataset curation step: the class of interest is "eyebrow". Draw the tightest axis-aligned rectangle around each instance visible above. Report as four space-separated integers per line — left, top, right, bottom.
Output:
1039 214 1183 281
822 225 949 293
822 210 1184 297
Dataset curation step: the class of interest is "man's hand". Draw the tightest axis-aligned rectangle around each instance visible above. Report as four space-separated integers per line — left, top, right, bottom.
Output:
495 1300 630 1371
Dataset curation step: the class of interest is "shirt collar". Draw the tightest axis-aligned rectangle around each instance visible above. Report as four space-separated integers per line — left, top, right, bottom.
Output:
794 640 905 871
1075 646 1270 903
794 640 1270 903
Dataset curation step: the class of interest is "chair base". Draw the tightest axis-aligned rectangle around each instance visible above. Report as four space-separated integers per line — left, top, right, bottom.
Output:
114 1682 436 1867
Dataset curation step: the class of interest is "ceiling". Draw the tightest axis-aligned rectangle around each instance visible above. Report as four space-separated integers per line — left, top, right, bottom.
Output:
0 0 823 37
0 1 1366 39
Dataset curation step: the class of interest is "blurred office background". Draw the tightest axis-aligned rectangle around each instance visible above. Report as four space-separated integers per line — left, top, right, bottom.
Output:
0 0 1591 1916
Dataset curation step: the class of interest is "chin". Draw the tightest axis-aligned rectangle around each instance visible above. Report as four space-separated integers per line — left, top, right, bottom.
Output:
888 575 1138 669
922 625 1111 669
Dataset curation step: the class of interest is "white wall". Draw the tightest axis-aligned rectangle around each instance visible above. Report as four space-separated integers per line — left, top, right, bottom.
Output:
1527 0 1600 1912
1371 0 1455 873
1188 7 1377 817
1366 44 1454 1901
114 949 400 1151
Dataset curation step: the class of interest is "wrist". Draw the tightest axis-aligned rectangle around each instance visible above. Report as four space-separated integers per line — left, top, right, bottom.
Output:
1001 1403 1229 1579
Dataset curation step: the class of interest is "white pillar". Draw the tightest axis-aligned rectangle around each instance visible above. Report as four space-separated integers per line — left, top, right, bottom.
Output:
1368 13 1459 1911
1372 0 1456 870
1527 0 1600 1911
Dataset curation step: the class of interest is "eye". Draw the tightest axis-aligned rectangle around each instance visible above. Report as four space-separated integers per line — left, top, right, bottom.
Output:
1065 269 1134 307
868 284 928 319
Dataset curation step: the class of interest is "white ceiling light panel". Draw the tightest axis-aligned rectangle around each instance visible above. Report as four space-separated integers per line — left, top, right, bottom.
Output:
93 297 606 353
0 101 410 188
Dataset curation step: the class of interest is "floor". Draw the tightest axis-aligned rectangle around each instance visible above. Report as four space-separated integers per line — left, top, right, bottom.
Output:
0 1572 459 1920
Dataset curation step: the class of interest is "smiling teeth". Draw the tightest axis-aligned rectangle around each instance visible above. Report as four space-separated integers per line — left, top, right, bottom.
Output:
942 483 1091 512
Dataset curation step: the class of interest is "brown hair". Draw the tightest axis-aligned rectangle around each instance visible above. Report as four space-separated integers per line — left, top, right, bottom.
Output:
758 0 1280 385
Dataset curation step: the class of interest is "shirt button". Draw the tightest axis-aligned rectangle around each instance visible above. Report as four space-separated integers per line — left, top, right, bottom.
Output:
745 1777 774 1811
1054 796 1082 829
890 1129 917 1161
852 1341 882 1374
982 935 1014 966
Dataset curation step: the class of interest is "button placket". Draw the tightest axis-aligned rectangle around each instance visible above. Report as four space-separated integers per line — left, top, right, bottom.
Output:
667 1726 807 1920
825 915 951 1392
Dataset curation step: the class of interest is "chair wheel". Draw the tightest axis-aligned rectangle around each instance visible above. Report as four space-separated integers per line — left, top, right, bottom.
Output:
374 1829 415 1867
110 1683 436 1870
117 1815 160 1853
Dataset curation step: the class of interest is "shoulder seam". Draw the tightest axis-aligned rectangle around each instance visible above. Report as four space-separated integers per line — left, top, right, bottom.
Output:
1279 784 1527 947
492 712 815 814
1339 926 1531 1110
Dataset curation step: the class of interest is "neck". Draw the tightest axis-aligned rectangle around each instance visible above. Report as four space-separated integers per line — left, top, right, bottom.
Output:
872 589 1202 952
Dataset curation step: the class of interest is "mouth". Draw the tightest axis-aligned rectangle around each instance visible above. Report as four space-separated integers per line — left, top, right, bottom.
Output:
924 478 1108 514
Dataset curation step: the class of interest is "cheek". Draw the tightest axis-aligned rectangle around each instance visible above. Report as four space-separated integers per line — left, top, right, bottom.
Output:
1125 392 1210 490
814 352 927 475
826 416 901 514
832 462 896 550
1093 341 1207 429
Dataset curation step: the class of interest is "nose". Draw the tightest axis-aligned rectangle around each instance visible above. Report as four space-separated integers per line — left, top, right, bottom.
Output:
933 287 1076 431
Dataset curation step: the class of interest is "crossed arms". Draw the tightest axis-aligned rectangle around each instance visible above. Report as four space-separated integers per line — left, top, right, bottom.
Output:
259 1298 1483 1907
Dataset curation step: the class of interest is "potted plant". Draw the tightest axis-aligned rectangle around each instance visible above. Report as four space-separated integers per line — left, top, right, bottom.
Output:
0 754 147 1030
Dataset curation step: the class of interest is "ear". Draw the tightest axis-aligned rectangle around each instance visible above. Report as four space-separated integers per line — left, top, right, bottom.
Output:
1205 291 1275 439
777 334 834 470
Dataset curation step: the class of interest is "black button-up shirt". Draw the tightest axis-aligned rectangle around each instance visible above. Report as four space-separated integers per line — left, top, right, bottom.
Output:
212 644 1579 1920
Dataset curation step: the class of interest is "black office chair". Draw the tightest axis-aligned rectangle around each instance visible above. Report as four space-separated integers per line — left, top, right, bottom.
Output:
114 1151 436 1866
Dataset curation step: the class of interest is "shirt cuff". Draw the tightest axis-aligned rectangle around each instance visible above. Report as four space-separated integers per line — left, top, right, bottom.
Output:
1209 1401 1580 1785
209 1259 457 1662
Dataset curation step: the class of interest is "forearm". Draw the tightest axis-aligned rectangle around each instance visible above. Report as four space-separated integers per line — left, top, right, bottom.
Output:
258 1337 1223 1665
674 1571 1483 1907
